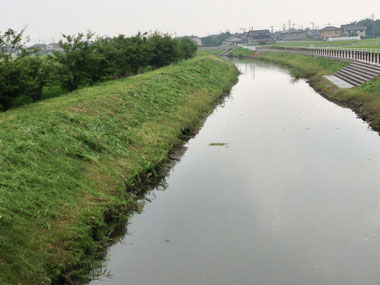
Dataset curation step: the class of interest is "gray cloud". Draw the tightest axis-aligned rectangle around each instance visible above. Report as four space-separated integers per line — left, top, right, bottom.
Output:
1 0 379 44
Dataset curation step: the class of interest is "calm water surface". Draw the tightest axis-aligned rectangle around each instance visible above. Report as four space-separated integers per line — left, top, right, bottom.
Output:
92 58 380 285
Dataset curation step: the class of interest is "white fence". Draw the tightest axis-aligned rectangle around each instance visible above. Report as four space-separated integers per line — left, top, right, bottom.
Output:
261 46 380 65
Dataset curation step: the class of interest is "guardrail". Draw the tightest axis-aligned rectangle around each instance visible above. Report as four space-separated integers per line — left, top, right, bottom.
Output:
261 46 380 65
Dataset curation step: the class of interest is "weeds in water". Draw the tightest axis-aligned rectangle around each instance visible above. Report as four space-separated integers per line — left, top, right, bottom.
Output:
209 142 229 147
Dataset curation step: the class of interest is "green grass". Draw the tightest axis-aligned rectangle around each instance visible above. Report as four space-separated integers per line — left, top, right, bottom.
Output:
256 52 348 78
205 49 225 55
226 46 255 57
0 54 239 284
256 51 380 133
42 85 68 100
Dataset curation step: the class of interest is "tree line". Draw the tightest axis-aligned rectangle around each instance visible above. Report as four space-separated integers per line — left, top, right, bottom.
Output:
351 19 380 38
0 29 197 111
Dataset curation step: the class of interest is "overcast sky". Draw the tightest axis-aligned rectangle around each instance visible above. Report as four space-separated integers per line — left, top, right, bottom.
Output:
1 0 379 44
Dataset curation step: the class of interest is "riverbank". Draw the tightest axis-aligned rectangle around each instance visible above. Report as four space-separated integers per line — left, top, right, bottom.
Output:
0 54 239 284
225 47 255 57
255 52 380 133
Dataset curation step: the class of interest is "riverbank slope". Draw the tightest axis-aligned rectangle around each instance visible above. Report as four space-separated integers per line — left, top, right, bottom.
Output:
255 52 380 133
0 54 239 284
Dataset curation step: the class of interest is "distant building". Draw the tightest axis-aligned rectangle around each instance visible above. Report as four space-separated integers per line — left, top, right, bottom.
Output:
246 30 271 43
47 43 60 51
280 29 307 41
0 46 19 57
222 34 244 46
320 26 341 40
341 24 366 37
306 29 321 40
29 43 47 52
271 31 283 41
189 36 202 46
28 43 63 54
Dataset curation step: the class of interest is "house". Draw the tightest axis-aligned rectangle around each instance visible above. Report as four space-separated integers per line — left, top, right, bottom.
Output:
306 29 321 40
47 43 59 50
1 46 19 57
47 43 63 53
280 29 307 41
29 44 47 52
271 31 282 41
246 30 271 43
341 25 366 37
188 36 202 46
222 34 244 46
319 26 341 40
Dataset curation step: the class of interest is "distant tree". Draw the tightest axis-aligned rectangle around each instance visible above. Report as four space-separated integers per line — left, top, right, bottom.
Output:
351 18 380 38
177 37 197 59
0 28 201 111
0 28 25 62
52 32 98 91
201 32 231 47
17 53 52 101
109 33 151 77
147 32 180 69
0 28 51 110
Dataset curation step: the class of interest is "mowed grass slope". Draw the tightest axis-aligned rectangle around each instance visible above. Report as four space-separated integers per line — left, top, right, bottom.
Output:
226 47 255 57
256 51 380 133
0 54 239 284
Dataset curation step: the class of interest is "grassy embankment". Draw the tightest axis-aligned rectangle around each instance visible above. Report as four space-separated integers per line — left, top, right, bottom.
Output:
256 52 380 132
225 46 255 57
205 49 225 55
0 54 239 284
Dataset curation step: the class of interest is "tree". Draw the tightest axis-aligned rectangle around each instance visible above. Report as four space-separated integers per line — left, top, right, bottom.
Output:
177 37 197 59
147 32 180 69
0 28 25 62
0 28 51 110
51 32 99 91
109 33 151 77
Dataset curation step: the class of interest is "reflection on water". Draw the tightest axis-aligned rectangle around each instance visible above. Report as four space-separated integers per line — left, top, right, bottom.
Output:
91 58 380 285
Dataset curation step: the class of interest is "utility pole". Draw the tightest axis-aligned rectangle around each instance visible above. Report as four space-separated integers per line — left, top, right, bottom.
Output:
288 20 291 30
372 14 375 38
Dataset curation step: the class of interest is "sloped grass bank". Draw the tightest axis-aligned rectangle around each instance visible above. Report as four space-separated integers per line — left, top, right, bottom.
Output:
255 52 380 133
0 54 239 284
226 46 255 57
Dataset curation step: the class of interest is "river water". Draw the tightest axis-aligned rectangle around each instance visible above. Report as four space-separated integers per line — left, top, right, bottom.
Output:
91 58 380 285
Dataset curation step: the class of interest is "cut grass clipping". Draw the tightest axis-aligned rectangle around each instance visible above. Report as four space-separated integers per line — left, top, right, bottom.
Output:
0 53 239 284
209 142 229 147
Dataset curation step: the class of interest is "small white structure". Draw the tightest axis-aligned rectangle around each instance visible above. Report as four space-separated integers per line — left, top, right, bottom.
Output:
222 34 244 46
327 36 361 41
189 37 202 46
47 43 60 51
